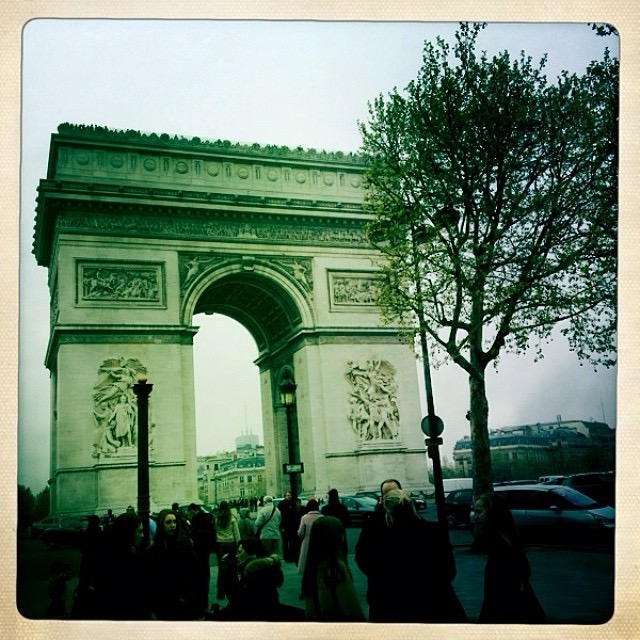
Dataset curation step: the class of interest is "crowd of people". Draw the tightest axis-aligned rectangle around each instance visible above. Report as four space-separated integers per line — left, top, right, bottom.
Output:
61 480 544 623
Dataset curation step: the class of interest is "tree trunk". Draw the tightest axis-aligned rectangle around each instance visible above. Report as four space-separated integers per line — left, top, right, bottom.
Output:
469 371 493 497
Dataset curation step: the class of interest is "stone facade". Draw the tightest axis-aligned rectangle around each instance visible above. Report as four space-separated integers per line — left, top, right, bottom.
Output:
453 419 615 478
33 124 428 516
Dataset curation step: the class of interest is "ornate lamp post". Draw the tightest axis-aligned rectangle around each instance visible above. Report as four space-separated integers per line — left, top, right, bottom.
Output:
279 370 298 501
133 375 153 547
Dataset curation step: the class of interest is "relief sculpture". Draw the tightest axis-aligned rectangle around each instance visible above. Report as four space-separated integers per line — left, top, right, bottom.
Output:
346 360 400 442
92 357 148 458
81 264 161 302
332 275 378 306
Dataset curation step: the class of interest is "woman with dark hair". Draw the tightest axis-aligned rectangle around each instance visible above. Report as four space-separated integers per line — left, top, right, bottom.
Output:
214 500 240 600
474 492 546 623
320 489 350 528
94 512 151 619
301 515 364 621
146 508 200 620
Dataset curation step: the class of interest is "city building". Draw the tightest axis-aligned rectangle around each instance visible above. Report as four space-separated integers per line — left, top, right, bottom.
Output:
452 419 615 479
197 433 266 506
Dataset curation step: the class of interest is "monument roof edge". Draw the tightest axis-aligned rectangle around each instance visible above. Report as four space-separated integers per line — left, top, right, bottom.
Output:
54 123 366 167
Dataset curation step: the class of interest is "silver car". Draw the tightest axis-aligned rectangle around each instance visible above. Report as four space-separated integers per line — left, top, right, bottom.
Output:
471 484 614 547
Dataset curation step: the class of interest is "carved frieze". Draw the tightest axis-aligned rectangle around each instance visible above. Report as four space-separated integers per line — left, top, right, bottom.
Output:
58 212 368 248
77 260 165 307
180 254 227 288
328 271 379 310
178 252 314 298
272 257 313 294
346 359 400 443
56 144 363 200
50 279 59 326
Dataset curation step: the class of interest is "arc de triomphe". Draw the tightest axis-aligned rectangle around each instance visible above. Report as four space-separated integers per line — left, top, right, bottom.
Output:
33 124 428 515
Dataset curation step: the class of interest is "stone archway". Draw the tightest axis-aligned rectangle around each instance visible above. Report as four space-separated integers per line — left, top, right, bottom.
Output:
33 124 428 515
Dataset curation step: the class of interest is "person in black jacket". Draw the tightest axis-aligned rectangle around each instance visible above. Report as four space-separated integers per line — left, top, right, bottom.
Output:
355 482 466 623
277 491 301 563
474 492 546 623
320 488 351 528
146 509 200 620
93 512 151 620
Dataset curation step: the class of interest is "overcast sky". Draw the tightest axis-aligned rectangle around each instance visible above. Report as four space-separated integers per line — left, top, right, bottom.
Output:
18 20 618 492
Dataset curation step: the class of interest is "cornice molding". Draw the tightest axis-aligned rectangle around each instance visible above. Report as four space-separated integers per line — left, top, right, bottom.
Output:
55 123 365 166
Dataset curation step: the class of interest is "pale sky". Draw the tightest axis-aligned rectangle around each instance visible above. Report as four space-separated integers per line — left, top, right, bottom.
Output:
18 20 618 491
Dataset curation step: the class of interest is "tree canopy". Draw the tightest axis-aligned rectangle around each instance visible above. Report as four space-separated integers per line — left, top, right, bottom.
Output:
360 23 617 495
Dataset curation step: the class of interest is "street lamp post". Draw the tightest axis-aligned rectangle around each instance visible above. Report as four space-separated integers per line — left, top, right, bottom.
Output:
410 225 448 531
279 370 298 502
133 375 153 548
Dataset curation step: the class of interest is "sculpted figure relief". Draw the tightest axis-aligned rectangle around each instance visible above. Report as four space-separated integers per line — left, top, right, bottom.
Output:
82 265 160 302
332 276 377 306
92 357 147 458
346 360 400 442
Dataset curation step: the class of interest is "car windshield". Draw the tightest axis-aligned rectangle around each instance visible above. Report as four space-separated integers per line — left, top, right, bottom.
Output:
550 486 600 508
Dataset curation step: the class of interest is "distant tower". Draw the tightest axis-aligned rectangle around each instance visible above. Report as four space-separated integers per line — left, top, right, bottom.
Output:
236 431 259 450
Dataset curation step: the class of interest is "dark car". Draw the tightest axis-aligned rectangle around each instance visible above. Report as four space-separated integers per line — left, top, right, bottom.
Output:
445 488 473 528
31 516 65 538
40 516 90 550
339 495 377 526
562 472 615 507
470 484 615 547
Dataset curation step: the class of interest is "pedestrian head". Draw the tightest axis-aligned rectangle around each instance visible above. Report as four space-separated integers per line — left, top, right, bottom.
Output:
380 478 402 497
263 495 273 504
111 511 143 551
154 509 180 547
306 498 319 512
87 514 101 532
125 505 136 515
382 488 417 527
284 491 292 501
473 492 520 546
237 537 268 565
309 515 347 560
327 488 340 504
243 554 285 603
171 502 180 512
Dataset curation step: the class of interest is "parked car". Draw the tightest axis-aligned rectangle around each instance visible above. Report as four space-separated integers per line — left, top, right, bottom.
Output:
31 516 65 538
40 516 90 550
355 490 427 511
442 478 473 497
445 488 473 528
339 495 377 526
562 472 615 507
470 484 615 547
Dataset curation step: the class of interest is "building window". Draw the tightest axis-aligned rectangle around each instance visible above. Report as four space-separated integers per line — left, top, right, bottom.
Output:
247 475 252 483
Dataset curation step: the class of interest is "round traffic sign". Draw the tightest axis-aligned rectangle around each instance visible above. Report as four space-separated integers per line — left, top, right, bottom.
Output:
421 415 444 436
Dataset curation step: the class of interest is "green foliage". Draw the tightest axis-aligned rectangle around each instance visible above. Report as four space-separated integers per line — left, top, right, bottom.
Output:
361 23 617 494
33 486 51 522
17 485 36 533
17 484 50 533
